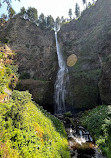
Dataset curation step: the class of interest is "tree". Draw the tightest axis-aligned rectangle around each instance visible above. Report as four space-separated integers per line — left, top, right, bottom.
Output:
46 15 54 30
8 7 16 18
55 16 61 31
38 13 46 29
92 0 95 4
68 8 72 20
75 3 80 18
88 2 91 7
26 7 38 23
0 14 7 25
83 0 87 8
20 7 26 15
0 0 20 10
1 13 7 20
92 0 97 4
61 16 66 26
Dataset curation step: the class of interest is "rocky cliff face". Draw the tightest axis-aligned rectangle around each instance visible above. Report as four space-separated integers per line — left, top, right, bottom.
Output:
58 0 111 110
0 15 57 112
99 56 111 104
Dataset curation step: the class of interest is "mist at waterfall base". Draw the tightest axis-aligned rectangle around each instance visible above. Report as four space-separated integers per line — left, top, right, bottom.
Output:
54 31 69 114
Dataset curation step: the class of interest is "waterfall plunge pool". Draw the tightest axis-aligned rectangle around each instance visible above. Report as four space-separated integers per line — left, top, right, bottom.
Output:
57 115 107 158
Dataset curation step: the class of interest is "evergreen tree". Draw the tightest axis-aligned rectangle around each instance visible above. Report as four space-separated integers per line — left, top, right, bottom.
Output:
20 7 26 15
8 7 16 18
55 16 61 31
46 15 54 30
0 0 20 9
75 3 80 18
83 0 86 5
83 0 88 8
1 13 7 20
92 0 95 4
68 8 72 20
0 14 7 24
88 2 91 7
61 16 66 26
38 13 46 29
27 7 38 23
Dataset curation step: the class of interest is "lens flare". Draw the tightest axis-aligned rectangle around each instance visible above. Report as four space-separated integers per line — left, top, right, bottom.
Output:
67 54 77 67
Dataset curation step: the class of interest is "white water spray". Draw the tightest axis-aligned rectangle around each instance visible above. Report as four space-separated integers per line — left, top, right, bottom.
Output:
54 31 69 114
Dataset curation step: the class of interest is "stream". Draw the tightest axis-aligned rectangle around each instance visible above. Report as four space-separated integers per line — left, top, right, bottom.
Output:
57 115 106 158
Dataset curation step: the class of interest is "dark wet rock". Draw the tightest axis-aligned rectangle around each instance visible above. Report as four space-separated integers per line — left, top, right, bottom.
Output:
99 56 111 104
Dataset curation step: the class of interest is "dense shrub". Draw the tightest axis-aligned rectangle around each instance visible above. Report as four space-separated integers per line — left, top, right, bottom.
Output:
0 91 70 158
11 90 32 105
80 105 111 158
0 48 18 94
0 67 9 93
6 64 19 78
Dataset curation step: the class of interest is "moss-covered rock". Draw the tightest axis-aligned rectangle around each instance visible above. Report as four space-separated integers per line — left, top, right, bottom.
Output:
66 70 100 109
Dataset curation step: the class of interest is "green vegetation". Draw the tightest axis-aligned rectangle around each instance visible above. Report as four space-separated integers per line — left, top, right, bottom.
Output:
46 15 54 30
0 66 9 93
0 0 20 10
80 105 111 158
8 7 16 18
64 111 72 117
68 9 72 20
27 7 38 23
72 69 101 79
0 90 70 158
83 0 87 8
0 47 18 94
75 3 80 18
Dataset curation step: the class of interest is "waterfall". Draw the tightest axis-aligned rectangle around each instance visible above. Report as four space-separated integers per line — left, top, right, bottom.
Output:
54 31 69 114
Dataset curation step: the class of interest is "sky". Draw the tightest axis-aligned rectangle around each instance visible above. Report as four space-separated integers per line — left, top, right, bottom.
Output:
0 0 93 19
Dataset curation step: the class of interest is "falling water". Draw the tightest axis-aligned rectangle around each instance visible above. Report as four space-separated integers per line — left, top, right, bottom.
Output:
54 31 69 114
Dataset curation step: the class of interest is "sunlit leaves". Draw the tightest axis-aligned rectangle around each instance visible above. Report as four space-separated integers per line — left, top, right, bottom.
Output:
0 91 70 157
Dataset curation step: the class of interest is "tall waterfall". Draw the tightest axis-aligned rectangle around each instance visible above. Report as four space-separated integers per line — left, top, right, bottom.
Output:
54 31 69 114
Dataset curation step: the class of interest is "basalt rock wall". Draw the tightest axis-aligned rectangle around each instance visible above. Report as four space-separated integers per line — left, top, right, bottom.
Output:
0 15 57 112
58 0 111 110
